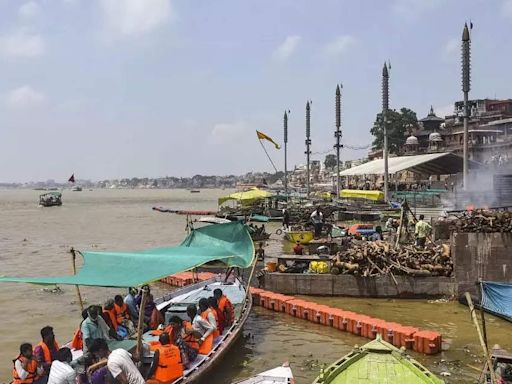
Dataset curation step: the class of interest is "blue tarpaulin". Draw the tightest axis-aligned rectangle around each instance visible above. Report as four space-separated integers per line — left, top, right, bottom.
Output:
481 281 512 321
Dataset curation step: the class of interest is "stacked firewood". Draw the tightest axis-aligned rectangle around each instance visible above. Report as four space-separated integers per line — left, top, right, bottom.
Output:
447 209 512 233
330 240 452 277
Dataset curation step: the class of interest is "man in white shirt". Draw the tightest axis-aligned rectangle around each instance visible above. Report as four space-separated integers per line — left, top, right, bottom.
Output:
186 304 215 344
48 348 76 384
89 339 144 384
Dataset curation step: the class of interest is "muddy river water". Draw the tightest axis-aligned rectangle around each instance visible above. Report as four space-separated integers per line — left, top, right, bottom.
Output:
1 189 511 383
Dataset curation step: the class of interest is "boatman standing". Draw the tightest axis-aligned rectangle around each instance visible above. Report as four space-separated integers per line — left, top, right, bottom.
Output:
81 306 112 354
310 207 324 238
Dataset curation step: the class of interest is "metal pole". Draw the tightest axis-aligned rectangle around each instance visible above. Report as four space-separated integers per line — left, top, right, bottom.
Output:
382 62 390 202
306 101 311 197
335 84 343 200
462 22 471 190
284 110 288 196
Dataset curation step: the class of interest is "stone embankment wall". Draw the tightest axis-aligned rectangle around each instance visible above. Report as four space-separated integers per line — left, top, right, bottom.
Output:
452 232 512 297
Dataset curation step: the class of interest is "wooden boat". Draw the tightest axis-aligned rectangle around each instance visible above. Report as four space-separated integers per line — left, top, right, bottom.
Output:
72 185 82 191
312 335 443 384
39 191 62 207
233 363 294 383
482 345 512 383
190 189 201 193
284 229 314 244
144 274 253 383
251 231 271 242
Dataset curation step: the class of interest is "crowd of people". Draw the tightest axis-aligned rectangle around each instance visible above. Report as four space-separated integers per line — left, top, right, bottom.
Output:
12 287 235 384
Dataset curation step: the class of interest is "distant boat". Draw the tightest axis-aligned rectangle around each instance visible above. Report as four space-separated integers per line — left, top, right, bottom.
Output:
39 191 62 207
71 186 82 192
190 189 201 193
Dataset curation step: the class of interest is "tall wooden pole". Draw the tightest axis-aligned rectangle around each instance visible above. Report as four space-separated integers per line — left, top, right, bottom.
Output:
70 248 84 312
465 292 496 384
462 23 471 190
136 286 149 359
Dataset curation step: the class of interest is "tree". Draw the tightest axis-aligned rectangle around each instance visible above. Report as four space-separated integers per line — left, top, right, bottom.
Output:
370 107 419 155
324 154 337 169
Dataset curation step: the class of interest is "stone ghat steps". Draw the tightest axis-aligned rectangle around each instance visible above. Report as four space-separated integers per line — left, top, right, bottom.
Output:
160 273 442 355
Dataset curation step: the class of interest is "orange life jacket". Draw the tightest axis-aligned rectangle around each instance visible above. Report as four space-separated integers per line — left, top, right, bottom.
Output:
71 328 83 350
149 308 164 330
35 341 59 364
218 295 235 326
197 333 213 355
152 344 183 383
182 322 199 351
103 308 118 330
201 309 219 338
12 356 38 384
114 302 130 324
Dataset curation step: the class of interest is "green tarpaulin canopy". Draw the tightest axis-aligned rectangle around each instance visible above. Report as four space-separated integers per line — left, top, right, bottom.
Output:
0 222 254 288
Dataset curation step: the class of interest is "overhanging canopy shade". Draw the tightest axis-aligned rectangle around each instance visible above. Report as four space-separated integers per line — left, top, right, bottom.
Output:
218 187 273 206
340 189 384 201
0 222 254 288
339 153 479 177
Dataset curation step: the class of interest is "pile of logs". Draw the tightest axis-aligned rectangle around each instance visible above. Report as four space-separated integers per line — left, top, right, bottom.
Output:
330 240 452 277
447 209 512 233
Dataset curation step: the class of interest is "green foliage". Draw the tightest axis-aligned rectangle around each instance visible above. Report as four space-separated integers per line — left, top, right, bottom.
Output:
371 107 419 154
324 154 337 169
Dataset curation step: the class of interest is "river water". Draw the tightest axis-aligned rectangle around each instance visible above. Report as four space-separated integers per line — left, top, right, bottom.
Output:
1 189 511 383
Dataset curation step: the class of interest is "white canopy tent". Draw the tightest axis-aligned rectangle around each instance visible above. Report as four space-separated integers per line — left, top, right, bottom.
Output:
339 152 479 177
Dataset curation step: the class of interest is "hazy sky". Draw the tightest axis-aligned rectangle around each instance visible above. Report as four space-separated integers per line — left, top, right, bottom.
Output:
1 0 511 182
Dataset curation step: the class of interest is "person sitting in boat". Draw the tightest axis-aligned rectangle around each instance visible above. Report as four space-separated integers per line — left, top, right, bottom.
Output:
123 288 139 322
207 296 225 335
12 343 44 384
166 316 198 366
88 338 145 384
81 306 113 354
185 304 215 355
198 298 218 338
136 286 163 330
102 300 118 332
47 348 76 384
293 241 304 255
71 309 89 351
146 333 183 384
114 295 135 336
213 289 235 327
34 326 59 378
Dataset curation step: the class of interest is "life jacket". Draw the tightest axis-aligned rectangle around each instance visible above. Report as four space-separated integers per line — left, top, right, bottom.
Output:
213 308 225 334
152 344 183 383
35 341 59 364
12 355 38 384
201 309 219 338
182 321 200 352
218 296 235 326
149 308 163 330
103 308 118 330
71 328 83 350
114 303 130 324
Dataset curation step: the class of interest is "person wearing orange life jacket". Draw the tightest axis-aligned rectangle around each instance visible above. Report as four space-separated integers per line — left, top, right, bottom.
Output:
102 299 119 331
114 295 135 335
185 304 215 355
214 289 235 327
198 298 219 338
167 316 198 366
146 333 183 384
34 326 59 377
207 296 224 335
13 343 44 384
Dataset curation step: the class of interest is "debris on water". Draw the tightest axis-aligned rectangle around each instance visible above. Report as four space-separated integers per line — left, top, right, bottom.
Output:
440 371 451 377
427 298 449 304
301 358 320 371
41 286 63 294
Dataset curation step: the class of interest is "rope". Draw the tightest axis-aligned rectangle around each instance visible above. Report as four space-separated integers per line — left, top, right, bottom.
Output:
258 140 279 173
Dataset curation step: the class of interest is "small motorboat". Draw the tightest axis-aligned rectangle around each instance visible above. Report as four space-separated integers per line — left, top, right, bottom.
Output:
39 191 62 207
234 363 294 383
71 186 82 191
190 189 201 193
312 335 443 384
284 229 314 244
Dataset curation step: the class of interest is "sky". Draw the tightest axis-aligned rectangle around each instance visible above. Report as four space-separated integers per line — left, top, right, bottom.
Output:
1 0 512 182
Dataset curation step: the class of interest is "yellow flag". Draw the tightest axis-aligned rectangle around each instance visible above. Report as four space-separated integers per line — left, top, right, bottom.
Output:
256 130 280 149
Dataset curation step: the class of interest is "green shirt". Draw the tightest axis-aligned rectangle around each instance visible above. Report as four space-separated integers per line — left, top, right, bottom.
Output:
415 220 431 239
80 316 110 352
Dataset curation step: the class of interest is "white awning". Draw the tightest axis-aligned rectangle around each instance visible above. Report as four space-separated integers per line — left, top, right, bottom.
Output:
339 152 479 176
